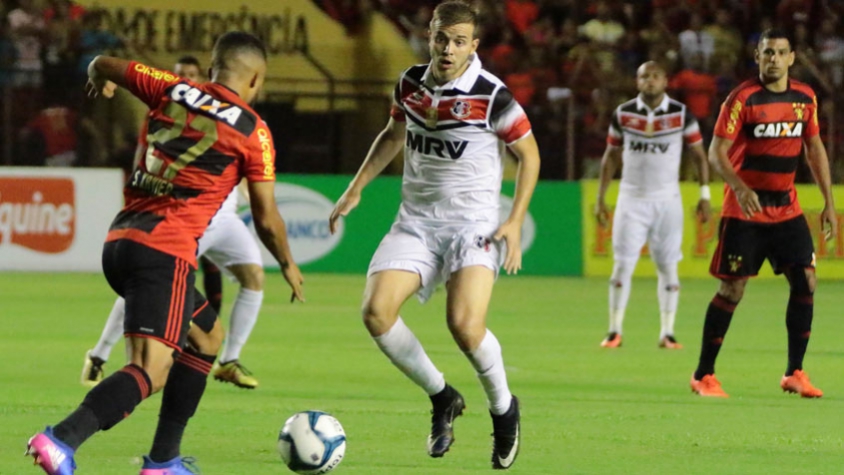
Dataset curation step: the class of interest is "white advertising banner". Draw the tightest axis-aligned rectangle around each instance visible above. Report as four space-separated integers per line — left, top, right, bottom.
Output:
0 167 124 271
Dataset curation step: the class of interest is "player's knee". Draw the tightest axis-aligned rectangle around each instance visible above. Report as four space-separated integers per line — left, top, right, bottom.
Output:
718 279 747 302
237 264 264 291
192 321 224 355
788 267 815 295
446 312 485 351
142 358 175 393
610 260 634 282
361 298 398 336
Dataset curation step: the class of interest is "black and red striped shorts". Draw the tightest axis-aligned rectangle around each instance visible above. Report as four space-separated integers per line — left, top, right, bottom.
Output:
710 216 814 279
102 239 195 352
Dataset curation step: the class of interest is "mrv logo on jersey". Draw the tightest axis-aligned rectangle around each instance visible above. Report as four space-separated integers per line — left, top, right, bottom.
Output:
406 131 468 159
753 122 803 138
629 141 669 154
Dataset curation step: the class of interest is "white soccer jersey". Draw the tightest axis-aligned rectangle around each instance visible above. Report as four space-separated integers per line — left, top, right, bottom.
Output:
607 95 703 200
391 55 532 224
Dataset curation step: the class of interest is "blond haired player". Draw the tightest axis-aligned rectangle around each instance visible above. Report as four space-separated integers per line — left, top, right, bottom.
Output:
329 1 539 469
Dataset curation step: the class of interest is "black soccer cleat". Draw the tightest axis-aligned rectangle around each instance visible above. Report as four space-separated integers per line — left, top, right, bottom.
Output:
491 396 520 470
427 384 465 458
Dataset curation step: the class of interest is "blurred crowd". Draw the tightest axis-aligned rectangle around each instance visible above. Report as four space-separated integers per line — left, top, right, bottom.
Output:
364 0 844 180
0 0 143 169
3 0 844 181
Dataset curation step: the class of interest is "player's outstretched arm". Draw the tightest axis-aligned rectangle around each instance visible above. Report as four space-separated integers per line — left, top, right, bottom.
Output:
495 133 541 275
596 145 622 227
248 180 305 302
329 118 406 234
804 134 838 240
709 135 761 218
86 55 130 99
688 142 711 222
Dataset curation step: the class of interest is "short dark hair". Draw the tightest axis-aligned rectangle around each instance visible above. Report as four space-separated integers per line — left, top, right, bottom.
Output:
176 55 201 67
211 32 267 71
758 28 792 50
431 0 480 38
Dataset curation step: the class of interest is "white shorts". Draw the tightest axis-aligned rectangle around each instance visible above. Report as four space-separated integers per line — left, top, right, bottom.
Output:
368 221 503 303
197 213 263 274
612 196 683 264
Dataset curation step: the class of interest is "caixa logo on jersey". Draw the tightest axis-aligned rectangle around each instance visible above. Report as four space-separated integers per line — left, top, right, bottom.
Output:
0 177 75 253
498 195 536 253
241 184 342 266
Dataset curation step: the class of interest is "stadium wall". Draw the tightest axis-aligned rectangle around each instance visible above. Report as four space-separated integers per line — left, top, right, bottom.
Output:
581 179 844 279
0 167 123 271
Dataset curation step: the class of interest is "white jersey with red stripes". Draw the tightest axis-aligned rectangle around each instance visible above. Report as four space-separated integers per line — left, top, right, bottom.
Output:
607 94 703 200
390 55 532 224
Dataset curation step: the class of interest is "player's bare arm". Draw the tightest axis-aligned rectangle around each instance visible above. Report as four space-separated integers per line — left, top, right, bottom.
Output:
596 144 622 227
804 134 838 240
709 135 761 218
248 180 305 303
329 118 406 234
689 142 711 222
86 55 130 99
496 133 540 275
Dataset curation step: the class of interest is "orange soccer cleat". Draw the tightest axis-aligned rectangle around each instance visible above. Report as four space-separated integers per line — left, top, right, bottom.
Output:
780 370 823 398
600 333 622 348
690 374 729 398
659 335 683 349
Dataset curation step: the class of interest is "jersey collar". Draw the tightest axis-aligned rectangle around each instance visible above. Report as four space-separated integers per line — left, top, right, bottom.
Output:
422 54 482 93
636 93 669 114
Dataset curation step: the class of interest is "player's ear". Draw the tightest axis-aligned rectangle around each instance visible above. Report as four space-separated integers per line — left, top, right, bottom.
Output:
250 73 258 88
754 48 760 65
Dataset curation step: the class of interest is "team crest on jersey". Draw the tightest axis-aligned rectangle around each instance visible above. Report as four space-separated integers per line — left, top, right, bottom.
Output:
728 254 743 273
474 234 491 252
451 101 472 119
792 103 806 121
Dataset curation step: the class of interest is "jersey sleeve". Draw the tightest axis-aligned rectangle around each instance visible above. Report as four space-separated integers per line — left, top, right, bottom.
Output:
389 80 406 122
243 121 276 182
490 87 532 145
683 108 703 146
805 93 820 138
713 90 745 141
124 61 181 109
607 108 623 147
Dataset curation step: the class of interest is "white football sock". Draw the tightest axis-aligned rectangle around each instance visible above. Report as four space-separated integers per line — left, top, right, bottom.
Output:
373 317 445 396
466 330 512 415
657 262 680 338
220 288 263 363
91 297 125 362
608 260 636 334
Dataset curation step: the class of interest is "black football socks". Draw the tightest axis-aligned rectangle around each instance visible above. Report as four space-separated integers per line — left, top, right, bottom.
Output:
694 295 737 381
54 364 152 449
149 348 215 463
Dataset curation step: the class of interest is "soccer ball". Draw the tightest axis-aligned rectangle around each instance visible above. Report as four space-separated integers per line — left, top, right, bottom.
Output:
277 411 346 474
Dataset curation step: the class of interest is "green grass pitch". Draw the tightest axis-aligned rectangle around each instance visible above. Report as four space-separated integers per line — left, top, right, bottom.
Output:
2 272 843 474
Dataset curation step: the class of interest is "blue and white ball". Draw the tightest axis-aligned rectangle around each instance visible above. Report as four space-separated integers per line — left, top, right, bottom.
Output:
277 411 346 474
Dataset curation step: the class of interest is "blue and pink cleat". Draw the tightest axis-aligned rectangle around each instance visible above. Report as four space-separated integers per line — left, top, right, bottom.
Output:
139 455 201 474
25 427 76 475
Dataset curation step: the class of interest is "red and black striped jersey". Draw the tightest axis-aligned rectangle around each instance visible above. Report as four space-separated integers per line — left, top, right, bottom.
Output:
106 62 276 267
713 78 820 223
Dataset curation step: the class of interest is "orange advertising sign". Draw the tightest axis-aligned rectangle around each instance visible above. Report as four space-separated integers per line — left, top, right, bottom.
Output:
0 177 75 254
